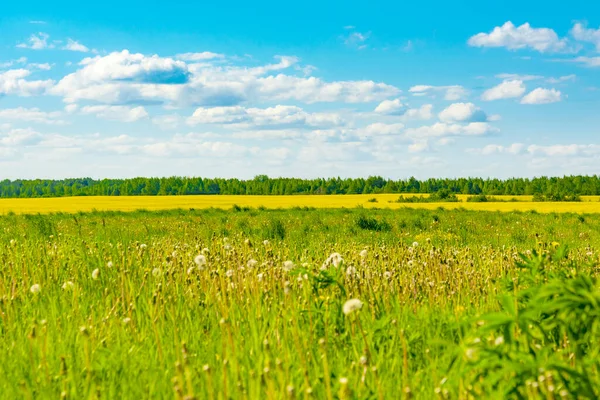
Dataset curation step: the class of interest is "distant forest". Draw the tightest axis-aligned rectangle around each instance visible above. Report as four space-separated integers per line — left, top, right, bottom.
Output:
1 175 600 198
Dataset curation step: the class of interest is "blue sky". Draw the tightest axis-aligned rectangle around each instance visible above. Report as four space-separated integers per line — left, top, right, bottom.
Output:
1 0 600 179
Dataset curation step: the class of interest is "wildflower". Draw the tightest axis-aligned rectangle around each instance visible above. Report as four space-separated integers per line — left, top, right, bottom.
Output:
263 240 270 246
383 271 392 279
494 336 504 346
225 269 234 277
139 243 147 249
412 241 419 248
171 250 178 258
283 260 295 272
257 273 264 281
360 249 368 258
62 281 74 290
107 261 113 268
122 317 131 325
187 267 196 275
201 247 209 255
465 348 477 361
224 244 232 251
30 284 41 294
339 377 348 385
194 254 207 268
342 298 363 316
322 252 343 269
152 268 162 277
247 259 258 268
92 268 100 280
345 265 357 276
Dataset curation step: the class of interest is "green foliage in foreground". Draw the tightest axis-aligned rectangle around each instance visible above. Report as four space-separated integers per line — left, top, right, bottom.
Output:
0 208 599 399
4 174 600 198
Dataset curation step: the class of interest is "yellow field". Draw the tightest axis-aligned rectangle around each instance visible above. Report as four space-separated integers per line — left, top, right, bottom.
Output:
1 194 600 214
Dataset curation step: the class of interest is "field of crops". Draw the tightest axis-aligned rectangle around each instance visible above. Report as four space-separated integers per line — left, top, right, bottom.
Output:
2 194 600 215
1 207 600 398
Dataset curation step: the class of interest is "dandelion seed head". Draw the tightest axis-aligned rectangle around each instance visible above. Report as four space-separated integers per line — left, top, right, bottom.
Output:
152 268 162 277
343 298 363 315
194 254 207 268
345 265 357 276
62 281 74 290
107 261 113 268
283 260 295 272
122 317 131 325
30 284 41 294
247 259 258 268
92 268 100 280
225 269 234 277
360 249 368 258
494 336 504 346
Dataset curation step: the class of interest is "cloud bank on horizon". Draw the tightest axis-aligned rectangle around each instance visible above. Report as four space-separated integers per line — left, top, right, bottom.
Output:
1 1 600 179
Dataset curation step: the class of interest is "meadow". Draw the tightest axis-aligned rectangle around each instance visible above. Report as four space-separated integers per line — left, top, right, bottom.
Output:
1 207 600 398
2 193 600 215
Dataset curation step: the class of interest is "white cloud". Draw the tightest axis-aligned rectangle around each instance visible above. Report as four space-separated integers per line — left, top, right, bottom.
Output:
0 127 43 146
468 21 568 53
571 23 600 51
0 69 54 96
405 122 497 139
343 31 370 49
546 74 576 84
481 80 526 101
358 123 404 137
403 104 434 121
175 52 225 61
16 32 53 50
80 105 149 122
187 105 343 129
0 57 28 69
408 85 467 100
152 114 183 130
469 143 525 155
374 99 406 115
527 144 600 157
408 141 429 153
0 107 65 125
62 39 90 52
563 56 600 68
438 102 487 123
520 88 561 104
28 63 52 70
51 50 399 106
495 73 543 81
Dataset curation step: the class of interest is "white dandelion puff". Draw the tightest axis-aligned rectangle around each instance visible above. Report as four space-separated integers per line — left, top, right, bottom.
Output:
194 254 207 268
152 268 162 277
345 266 357 276
226 269 234 278
342 298 363 316
412 241 419 248
139 243 147 249
187 266 196 275
62 281 74 290
283 260 295 272
360 249 368 258
107 261 113 268
247 259 258 268
494 336 504 346
257 273 264 281
91 268 100 280
384 271 392 279
122 317 131 325
30 284 41 294
263 240 270 246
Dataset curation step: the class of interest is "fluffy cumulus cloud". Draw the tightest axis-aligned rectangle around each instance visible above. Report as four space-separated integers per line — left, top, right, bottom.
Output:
405 122 497 139
80 105 149 122
187 105 343 129
409 85 467 100
0 69 54 96
0 107 65 124
16 32 53 50
438 102 487 123
62 39 90 52
570 23 600 51
468 21 568 53
50 51 399 106
374 99 406 115
481 80 526 101
520 88 561 104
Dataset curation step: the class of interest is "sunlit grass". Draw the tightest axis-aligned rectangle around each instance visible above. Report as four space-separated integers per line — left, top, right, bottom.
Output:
0 208 599 398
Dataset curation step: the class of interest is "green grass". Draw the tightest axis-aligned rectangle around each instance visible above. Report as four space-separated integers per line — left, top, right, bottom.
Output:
1 208 599 398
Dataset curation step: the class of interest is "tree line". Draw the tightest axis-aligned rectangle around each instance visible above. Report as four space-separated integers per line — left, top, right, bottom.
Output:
1 175 600 198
